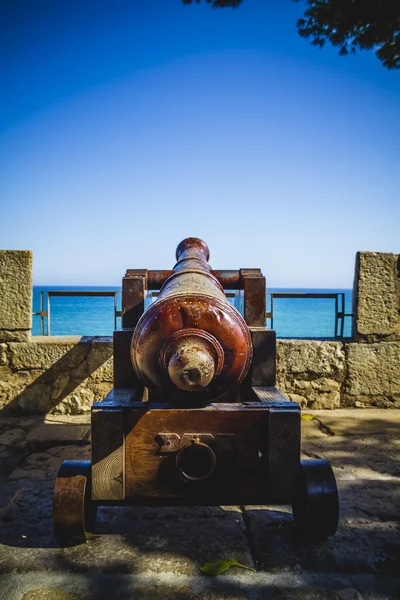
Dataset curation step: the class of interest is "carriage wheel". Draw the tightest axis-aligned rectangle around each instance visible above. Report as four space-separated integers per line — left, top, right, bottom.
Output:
53 460 97 545
292 459 339 540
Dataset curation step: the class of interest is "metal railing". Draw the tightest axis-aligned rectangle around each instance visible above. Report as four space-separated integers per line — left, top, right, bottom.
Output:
33 290 353 338
33 290 121 336
266 292 353 338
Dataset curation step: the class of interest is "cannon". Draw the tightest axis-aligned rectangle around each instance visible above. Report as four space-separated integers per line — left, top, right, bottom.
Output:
53 238 339 544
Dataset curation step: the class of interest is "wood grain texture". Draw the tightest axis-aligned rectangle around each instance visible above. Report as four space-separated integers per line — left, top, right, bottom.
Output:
123 401 299 505
252 386 291 403
240 270 266 327
267 406 300 499
92 409 125 500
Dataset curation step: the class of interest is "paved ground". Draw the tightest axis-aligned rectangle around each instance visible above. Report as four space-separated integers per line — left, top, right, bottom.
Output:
0 409 399 599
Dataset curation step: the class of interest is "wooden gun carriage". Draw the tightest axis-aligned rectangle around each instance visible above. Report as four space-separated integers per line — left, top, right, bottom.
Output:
53 238 339 544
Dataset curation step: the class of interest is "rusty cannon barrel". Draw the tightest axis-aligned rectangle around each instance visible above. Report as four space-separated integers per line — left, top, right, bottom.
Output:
131 238 252 404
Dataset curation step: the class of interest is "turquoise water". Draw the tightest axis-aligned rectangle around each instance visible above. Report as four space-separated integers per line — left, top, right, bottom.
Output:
32 286 353 338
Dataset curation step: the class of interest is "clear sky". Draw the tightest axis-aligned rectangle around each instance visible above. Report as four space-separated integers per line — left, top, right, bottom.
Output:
1 0 399 287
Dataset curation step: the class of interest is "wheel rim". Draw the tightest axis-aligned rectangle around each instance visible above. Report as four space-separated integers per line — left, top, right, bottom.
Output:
53 460 96 544
292 459 339 539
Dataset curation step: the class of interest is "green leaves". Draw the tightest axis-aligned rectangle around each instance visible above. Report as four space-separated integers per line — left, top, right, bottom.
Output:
294 0 400 69
200 559 256 576
301 413 315 421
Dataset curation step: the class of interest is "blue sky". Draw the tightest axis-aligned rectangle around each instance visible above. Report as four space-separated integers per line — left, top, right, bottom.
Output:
1 0 399 287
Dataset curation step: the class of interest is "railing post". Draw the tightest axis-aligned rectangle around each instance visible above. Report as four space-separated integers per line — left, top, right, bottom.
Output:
47 292 51 335
40 291 43 335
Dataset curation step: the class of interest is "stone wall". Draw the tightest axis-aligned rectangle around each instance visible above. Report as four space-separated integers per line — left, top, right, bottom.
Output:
276 340 345 409
0 250 32 342
347 251 400 408
0 336 113 414
353 252 400 342
0 249 399 414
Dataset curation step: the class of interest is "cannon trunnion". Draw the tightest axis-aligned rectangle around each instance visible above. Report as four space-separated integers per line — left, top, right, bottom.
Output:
53 238 339 545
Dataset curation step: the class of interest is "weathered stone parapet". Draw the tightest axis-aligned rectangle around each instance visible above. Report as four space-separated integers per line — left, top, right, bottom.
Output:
0 250 32 342
353 252 400 342
2 337 350 413
1 248 400 413
0 330 31 342
344 341 400 408
0 334 398 413
276 340 346 409
0 337 113 415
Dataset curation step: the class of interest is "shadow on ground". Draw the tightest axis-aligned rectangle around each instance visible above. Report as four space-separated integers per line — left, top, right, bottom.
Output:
1 413 400 598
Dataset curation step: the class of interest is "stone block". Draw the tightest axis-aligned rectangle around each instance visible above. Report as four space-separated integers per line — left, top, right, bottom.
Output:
0 250 32 339
279 377 342 409
353 252 400 342
0 330 31 342
9 338 86 371
0 338 113 414
193 592 247 600
135 586 193 600
276 341 345 408
85 381 113 403
277 340 345 378
308 390 341 409
0 343 8 367
87 338 113 381
0 370 41 412
345 342 400 405
22 589 83 600
13 381 55 413
50 386 95 415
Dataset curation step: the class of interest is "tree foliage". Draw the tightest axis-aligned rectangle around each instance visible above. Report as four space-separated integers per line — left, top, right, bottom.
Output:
182 0 400 69
294 0 400 69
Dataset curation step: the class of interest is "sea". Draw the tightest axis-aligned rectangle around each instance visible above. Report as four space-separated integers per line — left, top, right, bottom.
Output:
32 286 353 339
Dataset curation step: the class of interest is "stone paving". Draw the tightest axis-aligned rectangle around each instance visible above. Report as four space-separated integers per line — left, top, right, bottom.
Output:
0 410 399 599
